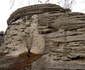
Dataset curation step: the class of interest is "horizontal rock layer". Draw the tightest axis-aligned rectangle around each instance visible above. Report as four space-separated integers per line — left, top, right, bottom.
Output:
7 4 69 25
2 4 85 70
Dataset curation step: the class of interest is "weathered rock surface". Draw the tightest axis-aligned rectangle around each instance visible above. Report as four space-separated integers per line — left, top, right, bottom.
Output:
1 4 85 70
0 31 4 52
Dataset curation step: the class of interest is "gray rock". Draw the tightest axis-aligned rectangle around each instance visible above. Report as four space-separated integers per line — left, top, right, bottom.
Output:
2 4 85 70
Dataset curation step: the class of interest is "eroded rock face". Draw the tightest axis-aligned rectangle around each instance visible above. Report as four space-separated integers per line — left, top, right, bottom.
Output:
0 31 4 52
4 4 65 56
3 4 85 69
29 15 45 54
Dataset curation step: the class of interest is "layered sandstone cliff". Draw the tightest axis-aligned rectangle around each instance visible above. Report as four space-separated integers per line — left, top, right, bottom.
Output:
1 4 85 70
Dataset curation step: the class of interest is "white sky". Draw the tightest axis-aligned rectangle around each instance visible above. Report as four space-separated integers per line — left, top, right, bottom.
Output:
0 0 85 32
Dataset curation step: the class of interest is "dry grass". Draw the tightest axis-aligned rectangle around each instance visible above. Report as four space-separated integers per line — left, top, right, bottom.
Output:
0 52 8 56
1 52 41 70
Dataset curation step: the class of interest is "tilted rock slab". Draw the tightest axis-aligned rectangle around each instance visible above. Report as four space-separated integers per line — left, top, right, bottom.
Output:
3 4 85 69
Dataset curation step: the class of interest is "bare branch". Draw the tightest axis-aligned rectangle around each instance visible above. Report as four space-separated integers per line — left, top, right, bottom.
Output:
38 0 50 3
10 0 15 9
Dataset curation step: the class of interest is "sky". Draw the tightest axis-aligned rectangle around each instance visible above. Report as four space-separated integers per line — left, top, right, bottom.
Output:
0 0 85 32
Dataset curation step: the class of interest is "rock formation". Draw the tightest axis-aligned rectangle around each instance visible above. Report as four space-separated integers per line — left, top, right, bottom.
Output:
1 4 85 70
0 31 4 52
4 4 67 56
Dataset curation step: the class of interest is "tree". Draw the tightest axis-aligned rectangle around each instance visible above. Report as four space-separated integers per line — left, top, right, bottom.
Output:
24 36 30 57
10 0 77 10
57 0 76 9
64 0 76 9
10 0 50 9
10 0 15 9
38 0 49 3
